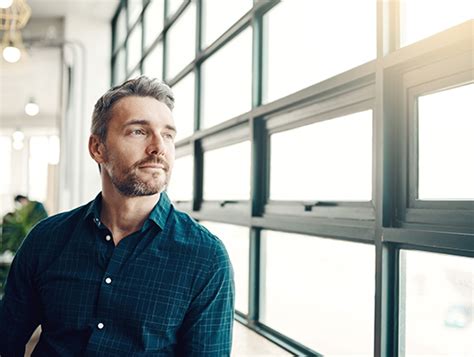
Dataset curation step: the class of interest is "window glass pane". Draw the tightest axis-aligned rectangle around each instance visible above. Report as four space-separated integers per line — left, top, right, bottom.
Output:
115 7 127 49
128 69 141 80
167 0 185 18
166 2 196 80
270 110 373 201
202 0 253 48
201 221 249 314
261 231 375 355
127 23 143 73
263 0 376 103
28 136 50 202
0 136 11 195
418 83 474 200
48 135 60 165
201 28 252 129
400 250 474 356
172 72 195 141
166 155 193 202
400 0 473 47
143 42 163 80
114 48 126 84
144 0 164 50
204 141 250 200
128 0 143 27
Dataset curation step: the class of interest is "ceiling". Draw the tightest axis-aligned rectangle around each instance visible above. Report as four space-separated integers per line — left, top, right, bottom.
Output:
0 0 118 134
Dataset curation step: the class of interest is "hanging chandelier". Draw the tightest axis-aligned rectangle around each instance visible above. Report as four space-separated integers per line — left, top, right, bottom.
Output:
0 0 31 63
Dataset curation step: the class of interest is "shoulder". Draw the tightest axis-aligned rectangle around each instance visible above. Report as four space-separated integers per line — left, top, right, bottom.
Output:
168 209 231 267
16 203 90 262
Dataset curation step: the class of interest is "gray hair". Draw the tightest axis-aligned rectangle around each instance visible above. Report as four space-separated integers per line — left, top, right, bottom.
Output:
91 76 175 142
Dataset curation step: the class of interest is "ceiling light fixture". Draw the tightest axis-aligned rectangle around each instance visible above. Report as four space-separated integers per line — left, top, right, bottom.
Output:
0 0 31 63
2 43 20 62
25 97 40 116
0 0 13 9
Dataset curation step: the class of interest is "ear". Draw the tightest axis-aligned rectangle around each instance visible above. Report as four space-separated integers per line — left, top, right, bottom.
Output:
89 135 106 164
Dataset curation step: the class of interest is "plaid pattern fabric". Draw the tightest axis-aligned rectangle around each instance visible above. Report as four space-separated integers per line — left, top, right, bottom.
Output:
0 192 234 356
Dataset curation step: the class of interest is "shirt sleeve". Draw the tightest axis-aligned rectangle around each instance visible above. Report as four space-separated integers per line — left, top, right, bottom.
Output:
0 229 41 356
176 242 235 356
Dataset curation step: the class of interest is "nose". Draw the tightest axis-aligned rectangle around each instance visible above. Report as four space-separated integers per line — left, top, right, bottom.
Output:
146 133 166 156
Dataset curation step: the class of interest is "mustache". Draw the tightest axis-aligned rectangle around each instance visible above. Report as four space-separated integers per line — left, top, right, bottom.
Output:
133 156 170 171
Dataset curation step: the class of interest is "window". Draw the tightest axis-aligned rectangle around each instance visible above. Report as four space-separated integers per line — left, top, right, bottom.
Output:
114 7 126 50
172 72 195 141
400 250 474 356
111 0 473 354
203 141 250 201
144 0 164 50
128 0 143 28
201 221 250 314
261 230 375 355
417 83 474 201
127 23 142 74
400 0 473 47
166 154 193 202
28 136 50 202
165 2 196 80
263 0 375 103
142 42 163 80
270 110 373 201
167 0 185 18
201 27 252 129
0 136 11 195
114 48 126 84
201 0 252 48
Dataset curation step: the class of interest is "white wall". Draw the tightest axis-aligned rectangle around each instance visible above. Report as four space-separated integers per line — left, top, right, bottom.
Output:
58 15 112 212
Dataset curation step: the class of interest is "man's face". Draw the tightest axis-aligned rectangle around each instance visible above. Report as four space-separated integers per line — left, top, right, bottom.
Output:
99 96 176 197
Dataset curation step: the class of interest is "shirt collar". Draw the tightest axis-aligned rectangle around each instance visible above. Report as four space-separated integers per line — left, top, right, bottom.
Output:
84 192 172 230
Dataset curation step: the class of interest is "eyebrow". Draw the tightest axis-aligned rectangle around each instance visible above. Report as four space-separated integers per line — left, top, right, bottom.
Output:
124 119 177 134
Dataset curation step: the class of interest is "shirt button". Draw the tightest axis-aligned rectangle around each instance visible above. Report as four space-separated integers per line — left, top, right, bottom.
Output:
97 322 104 329
105 277 112 284
105 235 111 241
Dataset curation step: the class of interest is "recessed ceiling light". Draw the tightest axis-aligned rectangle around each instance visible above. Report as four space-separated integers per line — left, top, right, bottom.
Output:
25 99 40 116
2 46 21 63
0 0 13 9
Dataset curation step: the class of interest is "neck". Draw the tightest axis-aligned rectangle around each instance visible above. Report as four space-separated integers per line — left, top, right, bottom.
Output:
100 184 160 244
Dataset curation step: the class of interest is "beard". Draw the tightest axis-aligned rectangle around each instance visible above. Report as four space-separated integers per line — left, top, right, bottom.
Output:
104 153 172 197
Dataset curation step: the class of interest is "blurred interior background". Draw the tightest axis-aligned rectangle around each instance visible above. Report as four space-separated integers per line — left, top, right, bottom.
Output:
0 0 473 355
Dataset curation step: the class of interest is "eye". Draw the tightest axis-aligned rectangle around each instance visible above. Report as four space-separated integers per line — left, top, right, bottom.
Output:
131 129 146 136
163 132 175 140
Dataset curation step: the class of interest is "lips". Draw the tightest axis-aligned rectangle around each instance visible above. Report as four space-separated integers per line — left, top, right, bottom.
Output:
135 158 169 171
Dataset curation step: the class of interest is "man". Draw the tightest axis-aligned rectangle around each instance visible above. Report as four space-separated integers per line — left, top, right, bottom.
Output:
13 195 48 225
0 77 235 356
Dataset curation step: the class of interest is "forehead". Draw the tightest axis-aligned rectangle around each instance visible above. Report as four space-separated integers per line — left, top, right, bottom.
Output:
109 95 174 127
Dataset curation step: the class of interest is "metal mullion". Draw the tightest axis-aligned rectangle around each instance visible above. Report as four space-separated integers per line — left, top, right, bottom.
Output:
188 210 250 227
374 242 399 356
248 227 260 323
374 0 399 355
253 216 375 244
192 139 203 212
162 0 169 81
243 320 323 357
251 61 375 121
250 119 267 218
383 228 474 254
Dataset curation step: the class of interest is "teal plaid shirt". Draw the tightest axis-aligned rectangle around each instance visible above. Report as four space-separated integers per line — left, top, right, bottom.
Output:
0 192 234 356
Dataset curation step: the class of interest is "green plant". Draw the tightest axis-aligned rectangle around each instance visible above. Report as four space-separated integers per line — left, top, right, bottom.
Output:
0 201 48 296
